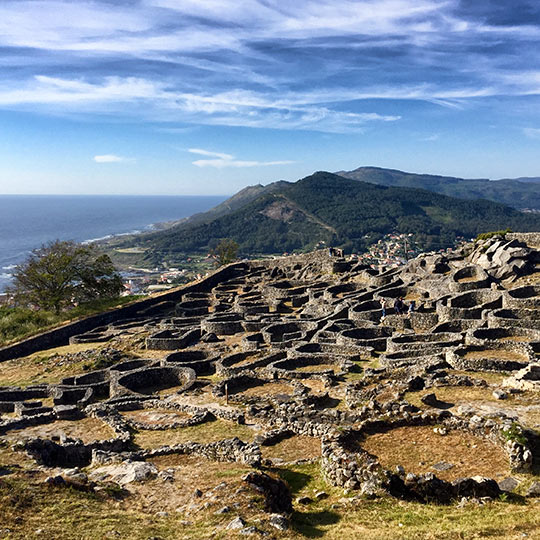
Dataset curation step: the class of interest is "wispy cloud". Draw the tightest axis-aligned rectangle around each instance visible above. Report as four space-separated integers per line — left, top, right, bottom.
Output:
523 127 540 139
188 148 294 168
0 0 539 133
93 154 130 163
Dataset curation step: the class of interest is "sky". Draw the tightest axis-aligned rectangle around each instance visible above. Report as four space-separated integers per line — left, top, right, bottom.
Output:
0 0 540 195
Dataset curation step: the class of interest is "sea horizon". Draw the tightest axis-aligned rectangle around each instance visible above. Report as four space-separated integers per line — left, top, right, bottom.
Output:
0 194 227 292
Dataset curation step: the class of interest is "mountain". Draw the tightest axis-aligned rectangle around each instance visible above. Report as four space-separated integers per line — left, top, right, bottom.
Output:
512 177 540 184
335 166 540 210
134 171 540 258
174 180 291 228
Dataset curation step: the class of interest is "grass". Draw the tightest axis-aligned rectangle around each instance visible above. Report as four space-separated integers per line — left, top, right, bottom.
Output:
121 409 192 426
240 381 293 397
262 435 321 462
0 447 539 539
0 296 144 347
445 369 508 384
405 386 540 409
0 343 111 387
464 349 526 361
4 417 115 444
133 418 255 449
358 425 511 482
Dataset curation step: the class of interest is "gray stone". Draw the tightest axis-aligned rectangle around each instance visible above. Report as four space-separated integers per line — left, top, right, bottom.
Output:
89 461 157 486
492 389 508 400
227 517 247 530
498 477 519 492
268 514 289 531
431 461 454 472
526 481 540 497
215 506 231 514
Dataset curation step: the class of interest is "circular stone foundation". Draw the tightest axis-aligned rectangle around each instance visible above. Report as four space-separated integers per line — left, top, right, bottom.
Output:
358 425 510 482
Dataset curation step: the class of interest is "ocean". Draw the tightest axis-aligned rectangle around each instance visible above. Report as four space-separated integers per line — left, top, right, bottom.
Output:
0 195 226 292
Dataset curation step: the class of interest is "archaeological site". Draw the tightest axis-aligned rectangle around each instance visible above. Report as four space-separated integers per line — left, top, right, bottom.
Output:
1 232 540 538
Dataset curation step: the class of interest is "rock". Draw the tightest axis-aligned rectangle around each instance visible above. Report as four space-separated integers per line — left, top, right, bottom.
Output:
157 469 175 483
492 389 508 400
201 332 221 343
226 517 246 530
453 477 501 499
156 511 168 518
526 481 540 497
268 514 289 531
315 491 329 500
45 475 65 486
89 461 157 486
53 405 81 420
242 472 293 514
420 393 440 407
239 526 260 535
193 489 203 498
215 506 231 514
431 461 454 472
296 496 312 505
498 477 519 492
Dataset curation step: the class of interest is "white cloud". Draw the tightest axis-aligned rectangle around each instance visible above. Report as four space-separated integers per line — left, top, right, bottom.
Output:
188 148 294 168
93 154 129 163
523 128 540 139
0 0 538 134
188 148 234 160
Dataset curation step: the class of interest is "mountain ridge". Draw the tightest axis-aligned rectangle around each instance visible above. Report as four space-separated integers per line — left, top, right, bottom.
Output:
336 166 540 210
131 171 540 259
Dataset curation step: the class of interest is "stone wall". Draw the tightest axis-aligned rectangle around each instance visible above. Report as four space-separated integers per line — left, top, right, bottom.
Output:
0 262 248 362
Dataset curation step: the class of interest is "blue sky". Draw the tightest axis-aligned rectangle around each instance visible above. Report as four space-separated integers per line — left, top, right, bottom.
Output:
0 0 540 195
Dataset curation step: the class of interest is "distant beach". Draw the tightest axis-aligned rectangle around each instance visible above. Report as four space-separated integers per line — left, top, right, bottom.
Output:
0 194 226 292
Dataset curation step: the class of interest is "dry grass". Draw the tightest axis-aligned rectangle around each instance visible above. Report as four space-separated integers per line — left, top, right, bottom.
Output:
129 453 253 515
464 349 526 361
0 344 104 387
360 425 511 481
300 379 328 394
262 435 321 461
500 335 535 342
294 364 337 373
406 385 540 431
445 369 508 384
4 417 115 444
0 453 539 539
133 418 255 449
457 276 479 283
121 409 191 425
240 382 293 397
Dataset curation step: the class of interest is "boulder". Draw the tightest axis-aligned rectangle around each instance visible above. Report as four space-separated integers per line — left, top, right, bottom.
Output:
242 471 293 514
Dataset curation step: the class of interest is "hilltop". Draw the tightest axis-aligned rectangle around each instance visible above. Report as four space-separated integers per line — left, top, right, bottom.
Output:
129 171 540 261
336 166 540 210
0 233 539 538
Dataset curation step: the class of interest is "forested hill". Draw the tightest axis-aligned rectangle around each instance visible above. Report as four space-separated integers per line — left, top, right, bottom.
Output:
336 166 540 210
135 172 540 258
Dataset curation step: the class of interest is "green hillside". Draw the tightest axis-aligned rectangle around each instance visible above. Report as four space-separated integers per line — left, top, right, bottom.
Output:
133 172 540 258
336 166 540 210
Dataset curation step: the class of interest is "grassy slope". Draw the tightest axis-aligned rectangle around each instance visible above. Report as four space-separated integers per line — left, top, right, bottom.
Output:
0 296 143 347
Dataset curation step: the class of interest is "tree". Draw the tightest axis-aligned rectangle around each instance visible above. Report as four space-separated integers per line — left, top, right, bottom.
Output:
211 238 239 267
9 240 123 313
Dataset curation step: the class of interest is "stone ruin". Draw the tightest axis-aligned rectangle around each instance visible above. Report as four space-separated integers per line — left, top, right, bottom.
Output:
1 233 540 532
